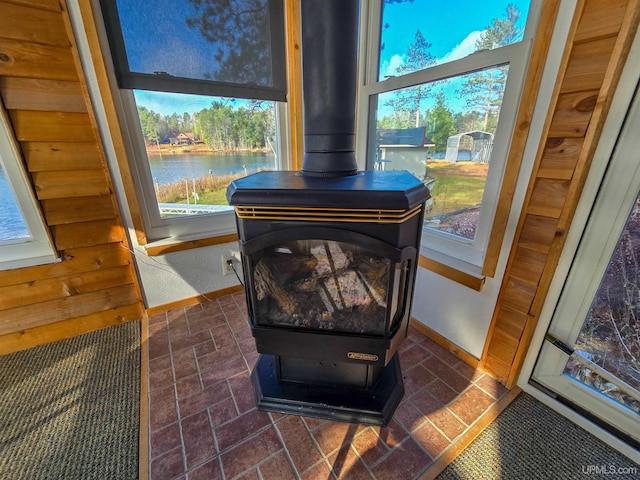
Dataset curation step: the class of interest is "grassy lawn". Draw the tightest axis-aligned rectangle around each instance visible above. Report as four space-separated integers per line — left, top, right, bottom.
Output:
196 188 228 205
171 187 229 206
425 161 488 217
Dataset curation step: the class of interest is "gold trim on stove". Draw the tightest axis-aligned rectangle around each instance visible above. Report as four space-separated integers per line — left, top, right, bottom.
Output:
234 204 423 223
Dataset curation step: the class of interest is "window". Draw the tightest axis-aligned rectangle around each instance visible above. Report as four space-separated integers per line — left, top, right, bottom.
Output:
0 105 57 270
97 0 288 243
357 0 540 270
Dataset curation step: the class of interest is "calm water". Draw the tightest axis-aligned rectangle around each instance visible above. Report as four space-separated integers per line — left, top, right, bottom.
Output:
0 166 30 242
149 151 276 184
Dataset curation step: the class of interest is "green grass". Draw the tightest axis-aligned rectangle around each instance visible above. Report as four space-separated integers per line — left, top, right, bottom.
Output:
195 188 229 205
172 187 229 206
427 175 486 217
424 162 488 217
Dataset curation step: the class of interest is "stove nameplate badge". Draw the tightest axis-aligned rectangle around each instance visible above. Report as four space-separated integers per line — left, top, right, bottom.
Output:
347 352 379 362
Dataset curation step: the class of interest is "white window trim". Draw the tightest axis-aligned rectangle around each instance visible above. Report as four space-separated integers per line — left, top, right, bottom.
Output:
357 0 541 270
0 105 58 270
91 0 291 245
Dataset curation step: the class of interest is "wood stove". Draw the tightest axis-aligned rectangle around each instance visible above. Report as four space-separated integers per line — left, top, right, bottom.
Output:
227 0 430 426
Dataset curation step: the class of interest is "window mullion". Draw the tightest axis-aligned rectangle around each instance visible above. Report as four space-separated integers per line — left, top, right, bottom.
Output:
362 42 526 98
356 0 383 168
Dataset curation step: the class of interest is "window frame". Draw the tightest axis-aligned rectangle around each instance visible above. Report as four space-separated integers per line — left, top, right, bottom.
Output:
356 0 542 274
0 104 58 271
92 0 291 246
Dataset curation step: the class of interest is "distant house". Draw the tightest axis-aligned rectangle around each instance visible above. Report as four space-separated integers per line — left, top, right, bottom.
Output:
170 132 196 145
376 127 435 180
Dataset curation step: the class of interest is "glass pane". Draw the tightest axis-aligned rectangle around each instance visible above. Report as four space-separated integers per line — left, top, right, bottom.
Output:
112 0 282 90
564 194 640 413
0 164 30 243
373 67 508 240
133 90 279 218
379 0 530 80
252 240 392 336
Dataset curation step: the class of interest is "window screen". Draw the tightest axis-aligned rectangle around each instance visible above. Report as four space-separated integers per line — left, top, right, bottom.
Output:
99 0 286 101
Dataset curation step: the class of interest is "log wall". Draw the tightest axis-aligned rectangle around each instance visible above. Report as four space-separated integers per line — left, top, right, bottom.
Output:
0 0 143 354
481 0 640 385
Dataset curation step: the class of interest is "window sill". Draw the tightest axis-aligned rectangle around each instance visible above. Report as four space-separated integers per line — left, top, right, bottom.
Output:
0 254 61 272
143 232 239 256
418 248 486 291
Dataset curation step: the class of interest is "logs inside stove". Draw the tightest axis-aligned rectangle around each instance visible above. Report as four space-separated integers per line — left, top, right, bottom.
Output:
226 0 429 426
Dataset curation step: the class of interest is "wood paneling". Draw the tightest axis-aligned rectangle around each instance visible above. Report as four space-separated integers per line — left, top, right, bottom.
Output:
509 246 547 285
42 195 116 225
3 0 61 13
518 214 559 253
0 0 143 354
0 304 142 355
560 36 618 94
0 243 133 288
32 170 111 199
548 91 599 138
481 0 640 386
285 0 303 169
573 0 627 43
0 284 138 335
527 178 571 218
0 266 133 310
537 137 584 180
10 110 95 142
52 219 125 250
0 38 76 80
23 141 104 171
0 2 68 46
0 78 86 112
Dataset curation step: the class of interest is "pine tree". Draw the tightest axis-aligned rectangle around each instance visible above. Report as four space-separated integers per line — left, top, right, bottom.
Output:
384 30 436 128
458 4 523 132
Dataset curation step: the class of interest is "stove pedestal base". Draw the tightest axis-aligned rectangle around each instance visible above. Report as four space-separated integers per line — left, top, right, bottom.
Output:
251 353 404 426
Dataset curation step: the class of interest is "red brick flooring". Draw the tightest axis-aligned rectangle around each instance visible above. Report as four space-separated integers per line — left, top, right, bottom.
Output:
146 292 508 480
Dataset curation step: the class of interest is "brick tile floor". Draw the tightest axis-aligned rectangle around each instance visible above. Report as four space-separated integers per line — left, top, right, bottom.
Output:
146 292 508 480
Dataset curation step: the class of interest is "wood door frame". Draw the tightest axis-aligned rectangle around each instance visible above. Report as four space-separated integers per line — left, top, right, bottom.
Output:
517 25 640 462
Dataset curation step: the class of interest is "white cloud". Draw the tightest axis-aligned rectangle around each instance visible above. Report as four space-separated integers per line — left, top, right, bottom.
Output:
438 30 483 64
380 54 405 78
380 31 485 79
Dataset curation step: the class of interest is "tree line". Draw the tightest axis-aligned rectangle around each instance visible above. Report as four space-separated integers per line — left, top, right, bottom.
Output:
137 99 275 152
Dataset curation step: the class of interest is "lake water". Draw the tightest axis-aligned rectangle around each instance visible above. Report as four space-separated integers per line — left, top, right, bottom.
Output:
0 166 30 242
149 151 276 184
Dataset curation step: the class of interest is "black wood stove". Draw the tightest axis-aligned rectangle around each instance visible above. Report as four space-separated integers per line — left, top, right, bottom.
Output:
227 0 429 426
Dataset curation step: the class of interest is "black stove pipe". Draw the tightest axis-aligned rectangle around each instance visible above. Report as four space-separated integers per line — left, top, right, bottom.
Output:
300 0 360 177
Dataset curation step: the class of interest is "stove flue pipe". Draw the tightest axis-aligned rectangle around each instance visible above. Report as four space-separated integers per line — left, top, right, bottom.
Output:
300 0 360 177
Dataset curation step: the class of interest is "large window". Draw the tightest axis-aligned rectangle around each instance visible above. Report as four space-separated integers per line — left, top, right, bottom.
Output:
357 0 540 270
97 0 288 243
0 105 57 270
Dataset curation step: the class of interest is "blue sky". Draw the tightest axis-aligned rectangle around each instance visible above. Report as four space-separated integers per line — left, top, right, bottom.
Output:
133 0 531 116
379 0 530 76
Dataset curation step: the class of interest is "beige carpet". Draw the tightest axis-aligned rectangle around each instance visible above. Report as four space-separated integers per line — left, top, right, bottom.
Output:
0 322 140 479
437 392 639 479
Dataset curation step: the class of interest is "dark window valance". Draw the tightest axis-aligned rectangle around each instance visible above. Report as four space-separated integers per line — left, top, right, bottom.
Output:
99 0 286 102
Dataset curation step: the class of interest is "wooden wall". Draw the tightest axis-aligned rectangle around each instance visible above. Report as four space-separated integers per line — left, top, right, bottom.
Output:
0 0 143 354
481 0 640 386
